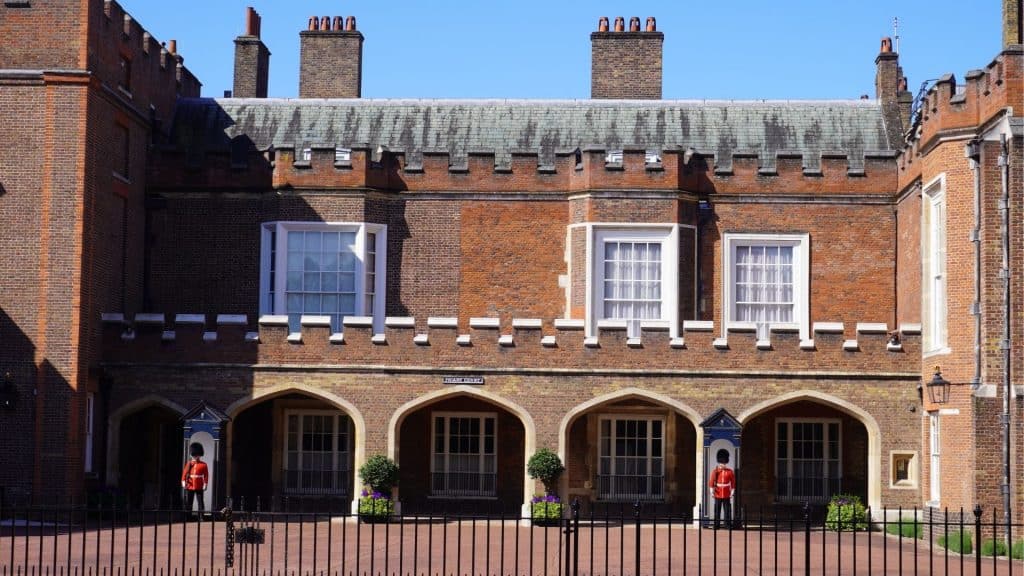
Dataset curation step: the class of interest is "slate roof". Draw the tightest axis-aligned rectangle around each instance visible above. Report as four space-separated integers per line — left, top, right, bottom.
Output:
171 98 895 165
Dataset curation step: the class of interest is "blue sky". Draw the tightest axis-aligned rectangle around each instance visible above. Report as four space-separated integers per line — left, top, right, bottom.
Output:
123 0 1004 100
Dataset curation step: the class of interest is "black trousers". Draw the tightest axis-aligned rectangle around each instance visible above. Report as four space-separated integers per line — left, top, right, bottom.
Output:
184 489 205 513
713 497 732 528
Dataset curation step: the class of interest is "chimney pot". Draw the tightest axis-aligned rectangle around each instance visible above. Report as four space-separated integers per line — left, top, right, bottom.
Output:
646 17 656 32
614 16 624 32
629 17 640 32
598 16 609 32
880 37 892 53
256 14 262 37
333 16 343 31
322 16 332 31
309 17 317 31
898 76 907 91
345 16 356 31
168 39 177 55
245 7 257 37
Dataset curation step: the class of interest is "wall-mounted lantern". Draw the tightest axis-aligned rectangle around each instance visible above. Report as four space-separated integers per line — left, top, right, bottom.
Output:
926 365 950 405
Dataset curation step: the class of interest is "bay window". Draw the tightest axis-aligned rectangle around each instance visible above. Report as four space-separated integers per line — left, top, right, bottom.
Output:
260 222 386 332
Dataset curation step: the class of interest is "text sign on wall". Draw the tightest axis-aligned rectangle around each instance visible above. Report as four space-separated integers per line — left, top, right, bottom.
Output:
443 376 485 385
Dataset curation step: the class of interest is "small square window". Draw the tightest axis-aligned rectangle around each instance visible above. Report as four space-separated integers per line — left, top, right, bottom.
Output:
890 451 918 489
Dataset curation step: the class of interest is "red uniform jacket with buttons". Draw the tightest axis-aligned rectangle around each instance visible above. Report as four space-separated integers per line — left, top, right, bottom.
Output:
708 465 735 499
181 459 209 491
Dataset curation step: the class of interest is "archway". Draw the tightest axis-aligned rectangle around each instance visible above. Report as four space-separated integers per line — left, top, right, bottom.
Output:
107 396 186 508
738 391 881 515
389 386 536 516
558 388 704 517
226 385 366 512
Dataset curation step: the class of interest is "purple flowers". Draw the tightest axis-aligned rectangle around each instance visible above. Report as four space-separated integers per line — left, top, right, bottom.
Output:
361 488 389 500
531 494 561 504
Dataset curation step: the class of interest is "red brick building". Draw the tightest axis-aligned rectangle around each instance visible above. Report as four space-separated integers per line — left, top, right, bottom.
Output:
0 0 1020 521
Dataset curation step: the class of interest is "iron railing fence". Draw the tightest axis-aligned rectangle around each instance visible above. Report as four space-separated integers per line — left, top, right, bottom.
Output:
1 500 1022 576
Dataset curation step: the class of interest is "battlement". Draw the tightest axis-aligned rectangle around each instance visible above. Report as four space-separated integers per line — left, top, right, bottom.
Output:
97 0 201 103
898 46 1023 187
148 142 898 195
100 313 920 375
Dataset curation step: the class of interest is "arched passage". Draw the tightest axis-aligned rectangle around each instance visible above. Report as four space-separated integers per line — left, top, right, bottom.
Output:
388 386 536 516
225 384 367 512
106 396 187 508
557 388 704 516
738 390 882 514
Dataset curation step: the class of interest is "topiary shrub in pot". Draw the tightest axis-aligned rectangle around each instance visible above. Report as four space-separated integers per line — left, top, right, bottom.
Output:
527 449 565 524
358 455 399 522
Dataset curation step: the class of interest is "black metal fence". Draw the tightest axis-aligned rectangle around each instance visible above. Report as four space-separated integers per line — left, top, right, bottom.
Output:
1 499 1023 576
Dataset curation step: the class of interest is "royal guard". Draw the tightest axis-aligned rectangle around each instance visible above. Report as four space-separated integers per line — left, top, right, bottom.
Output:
708 448 736 529
181 442 209 515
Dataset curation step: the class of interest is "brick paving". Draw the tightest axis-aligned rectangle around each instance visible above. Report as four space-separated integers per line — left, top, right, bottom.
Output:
2 517 1023 576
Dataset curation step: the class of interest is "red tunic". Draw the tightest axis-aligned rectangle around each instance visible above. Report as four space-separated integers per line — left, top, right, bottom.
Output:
708 466 735 499
181 459 209 491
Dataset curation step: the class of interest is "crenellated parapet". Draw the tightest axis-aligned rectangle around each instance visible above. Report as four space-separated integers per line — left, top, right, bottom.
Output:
149 142 897 196
898 45 1023 189
101 313 921 375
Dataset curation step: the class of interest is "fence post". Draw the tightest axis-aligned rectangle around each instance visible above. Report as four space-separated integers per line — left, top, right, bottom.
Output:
224 501 235 568
634 501 642 576
564 502 572 576
974 505 982 576
572 499 580 576
804 501 811 576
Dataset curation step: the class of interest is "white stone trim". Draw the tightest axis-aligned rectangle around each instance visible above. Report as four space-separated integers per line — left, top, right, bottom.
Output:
328 332 345 344
300 315 332 327
512 318 543 329
427 317 458 328
469 317 501 329
670 337 685 348
456 334 472 346
342 316 374 328
175 314 206 324
683 320 713 331
541 335 557 347
385 317 416 328
161 331 176 341
770 323 801 333
813 322 844 333
856 323 889 334
626 337 642 348
371 333 387 344
134 313 165 324
245 332 260 343
413 333 429 345
756 339 772 350
597 319 628 330
286 332 302 343
899 323 922 335
101 313 126 323
584 336 599 347
217 314 248 325
259 315 289 326
842 339 859 351
799 339 815 350
712 337 729 349
498 334 514 347
726 322 757 333
203 332 217 342
554 318 585 330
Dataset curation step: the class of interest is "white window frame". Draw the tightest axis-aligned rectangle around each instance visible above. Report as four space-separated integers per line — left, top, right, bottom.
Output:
774 418 842 502
430 412 498 498
928 413 940 505
282 409 352 496
597 414 666 502
84 393 95 474
922 175 948 355
583 224 682 337
259 221 387 332
722 232 810 340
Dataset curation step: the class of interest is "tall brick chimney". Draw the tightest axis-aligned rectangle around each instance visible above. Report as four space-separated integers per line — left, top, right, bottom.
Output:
875 37 913 144
299 15 363 99
1006 0 1023 47
591 16 663 99
233 7 270 98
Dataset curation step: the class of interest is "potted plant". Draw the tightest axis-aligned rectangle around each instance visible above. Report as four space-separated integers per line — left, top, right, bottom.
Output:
358 455 399 522
527 448 565 524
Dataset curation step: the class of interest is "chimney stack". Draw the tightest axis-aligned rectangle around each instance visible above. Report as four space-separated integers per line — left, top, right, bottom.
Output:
233 7 271 98
591 15 663 99
1006 0 1023 47
875 37 913 144
299 14 363 98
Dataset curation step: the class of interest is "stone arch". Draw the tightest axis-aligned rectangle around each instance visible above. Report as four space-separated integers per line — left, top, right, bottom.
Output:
105 395 187 487
387 385 537 515
225 383 367 510
557 387 704 516
737 390 883 513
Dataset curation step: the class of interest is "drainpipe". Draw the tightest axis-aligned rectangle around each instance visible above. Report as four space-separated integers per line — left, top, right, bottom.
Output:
966 139 982 390
998 132 1011 533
